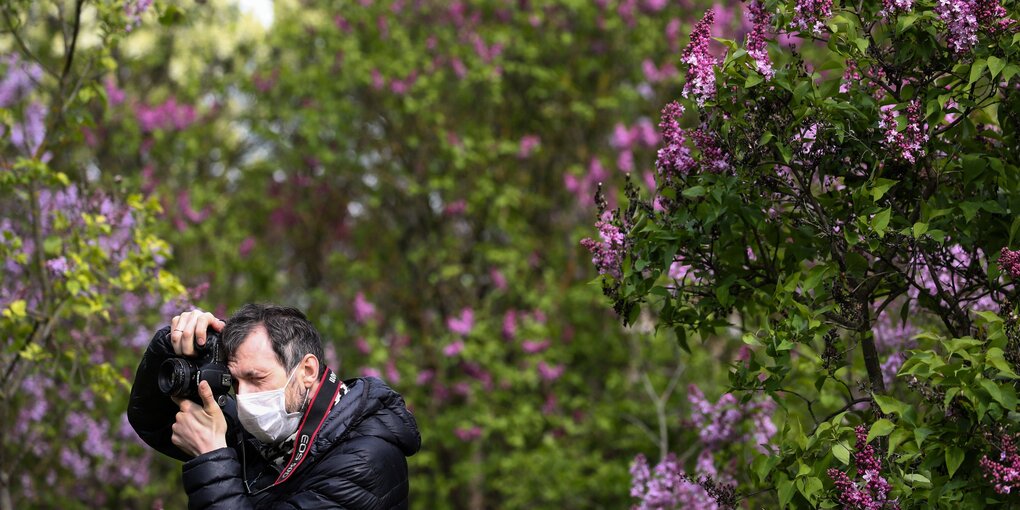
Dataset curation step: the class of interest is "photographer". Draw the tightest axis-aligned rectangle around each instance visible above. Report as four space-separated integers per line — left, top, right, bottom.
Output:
128 304 421 509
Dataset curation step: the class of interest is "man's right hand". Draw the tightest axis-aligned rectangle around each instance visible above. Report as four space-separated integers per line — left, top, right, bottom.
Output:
170 310 226 357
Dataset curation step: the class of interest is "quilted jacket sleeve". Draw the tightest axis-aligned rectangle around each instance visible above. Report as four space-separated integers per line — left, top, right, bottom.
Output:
127 326 191 461
182 448 256 510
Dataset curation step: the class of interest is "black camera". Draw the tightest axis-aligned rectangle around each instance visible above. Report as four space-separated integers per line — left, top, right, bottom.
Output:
158 328 233 405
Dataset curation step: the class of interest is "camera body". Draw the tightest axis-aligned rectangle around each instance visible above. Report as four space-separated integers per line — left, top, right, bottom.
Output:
158 328 233 405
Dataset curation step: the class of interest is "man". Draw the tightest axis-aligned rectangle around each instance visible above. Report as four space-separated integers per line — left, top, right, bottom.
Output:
128 304 421 509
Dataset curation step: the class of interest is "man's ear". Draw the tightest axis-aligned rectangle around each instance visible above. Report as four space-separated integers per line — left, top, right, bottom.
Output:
301 354 319 386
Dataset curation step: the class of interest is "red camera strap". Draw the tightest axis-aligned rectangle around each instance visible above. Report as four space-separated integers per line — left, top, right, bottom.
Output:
272 368 345 486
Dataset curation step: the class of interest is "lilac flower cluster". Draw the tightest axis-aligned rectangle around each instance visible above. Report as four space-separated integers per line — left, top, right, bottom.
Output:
629 451 722 510
1000 247 1020 278
0 53 42 108
612 118 660 173
687 384 777 450
826 425 898 509
655 101 695 180
790 0 833 34
909 244 998 313
981 433 1020 494
878 100 928 164
935 0 980 53
880 0 915 18
581 211 627 279
134 97 197 132
124 0 154 31
872 307 917 387
745 1 775 81
681 10 718 106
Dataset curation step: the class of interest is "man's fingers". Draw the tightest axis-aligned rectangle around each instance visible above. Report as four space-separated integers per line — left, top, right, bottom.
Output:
172 396 190 411
198 380 221 415
180 312 200 357
211 317 226 332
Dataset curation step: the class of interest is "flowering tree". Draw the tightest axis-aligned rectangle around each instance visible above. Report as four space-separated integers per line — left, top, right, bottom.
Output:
585 0 1020 506
0 1 190 508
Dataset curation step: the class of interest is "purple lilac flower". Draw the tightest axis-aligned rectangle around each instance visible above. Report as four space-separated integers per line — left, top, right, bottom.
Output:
745 0 775 80
443 339 465 357
0 54 43 108
134 97 196 132
580 211 626 278
502 309 517 339
522 339 550 354
629 452 721 509
881 0 914 17
936 0 979 53
790 0 833 34
878 100 928 164
655 101 695 179
827 425 898 509
681 10 718 106
981 434 1020 494
125 0 154 31
537 361 565 382
353 292 377 324
518 135 541 158
1000 247 1020 278
447 307 474 336
687 384 777 450
11 101 46 155
455 426 483 441
45 256 69 275
911 244 998 312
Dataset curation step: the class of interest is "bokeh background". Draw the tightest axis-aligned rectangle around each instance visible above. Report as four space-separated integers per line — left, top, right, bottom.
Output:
0 1 773 508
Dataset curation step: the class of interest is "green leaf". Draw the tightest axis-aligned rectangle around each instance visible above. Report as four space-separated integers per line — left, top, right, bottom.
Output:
980 378 1017 409
946 446 965 478
3 300 27 318
871 208 891 237
970 59 987 85
987 348 1020 378
778 478 796 508
867 419 895 442
832 441 851 465
746 73 764 88
904 473 932 487
988 56 1006 78
873 394 908 416
682 186 706 198
912 222 928 238
870 178 898 201
675 326 690 353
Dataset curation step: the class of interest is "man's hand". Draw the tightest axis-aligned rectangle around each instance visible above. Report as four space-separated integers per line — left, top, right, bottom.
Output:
170 310 226 357
171 381 228 457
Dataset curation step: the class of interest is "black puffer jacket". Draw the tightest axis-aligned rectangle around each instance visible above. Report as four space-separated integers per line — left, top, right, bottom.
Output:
128 327 421 509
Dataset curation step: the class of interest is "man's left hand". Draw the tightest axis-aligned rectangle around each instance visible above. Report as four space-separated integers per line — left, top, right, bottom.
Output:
171 380 228 457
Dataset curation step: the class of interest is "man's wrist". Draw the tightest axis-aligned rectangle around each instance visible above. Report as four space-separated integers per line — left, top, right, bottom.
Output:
199 437 228 456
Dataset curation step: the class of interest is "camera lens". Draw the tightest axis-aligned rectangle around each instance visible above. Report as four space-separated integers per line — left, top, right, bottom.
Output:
158 358 196 397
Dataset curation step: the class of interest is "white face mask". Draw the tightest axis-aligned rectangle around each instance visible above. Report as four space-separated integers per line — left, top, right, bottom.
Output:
236 366 307 443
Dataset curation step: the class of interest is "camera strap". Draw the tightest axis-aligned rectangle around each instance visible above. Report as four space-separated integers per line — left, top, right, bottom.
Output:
272 367 346 486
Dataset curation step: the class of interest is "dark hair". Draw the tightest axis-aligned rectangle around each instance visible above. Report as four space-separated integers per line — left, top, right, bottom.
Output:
222 303 326 377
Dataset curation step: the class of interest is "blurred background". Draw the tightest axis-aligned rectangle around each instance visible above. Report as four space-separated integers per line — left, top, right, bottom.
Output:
0 0 769 508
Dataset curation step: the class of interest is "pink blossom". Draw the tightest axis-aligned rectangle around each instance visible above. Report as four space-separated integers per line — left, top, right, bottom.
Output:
879 100 928 164
360 367 381 378
790 0 833 34
522 339 550 354
827 425 897 509
355 337 372 355
490 268 508 291
447 307 474 336
455 426 482 441
981 434 1020 494
443 339 465 357
580 211 626 278
1001 247 1020 278
502 309 517 339
239 237 256 257
416 369 435 385
745 1 775 80
104 76 125 106
537 361 565 381
518 135 541 158
681 10 718 105
655 101 695 179
353 292 377 324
